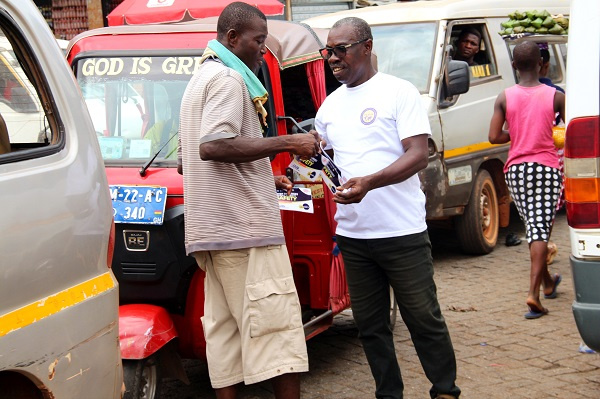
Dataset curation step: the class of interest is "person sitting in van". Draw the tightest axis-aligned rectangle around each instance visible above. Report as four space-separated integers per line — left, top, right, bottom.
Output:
453 28 481 66
538 43 565 94
145 116 178 159
145 92 181 159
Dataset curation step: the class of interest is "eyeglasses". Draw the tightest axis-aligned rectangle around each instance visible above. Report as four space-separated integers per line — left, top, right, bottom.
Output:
319 38 369 60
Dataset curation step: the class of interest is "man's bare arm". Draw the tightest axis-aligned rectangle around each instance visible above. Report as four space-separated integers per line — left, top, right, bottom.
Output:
200 131 320 163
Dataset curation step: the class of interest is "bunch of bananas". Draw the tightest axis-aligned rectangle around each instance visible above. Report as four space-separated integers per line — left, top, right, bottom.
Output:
499 10 568 36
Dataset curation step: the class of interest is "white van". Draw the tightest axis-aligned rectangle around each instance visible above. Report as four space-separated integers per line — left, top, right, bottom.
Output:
0 1 123 398
564 0 600 352
304 0 569 254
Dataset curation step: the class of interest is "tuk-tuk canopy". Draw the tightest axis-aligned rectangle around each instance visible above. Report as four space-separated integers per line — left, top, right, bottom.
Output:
181 16 328 70
107 0 284 26
69 18 328 71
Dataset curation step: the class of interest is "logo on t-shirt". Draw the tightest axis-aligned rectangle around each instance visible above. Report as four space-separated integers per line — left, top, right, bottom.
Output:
360 108 377 125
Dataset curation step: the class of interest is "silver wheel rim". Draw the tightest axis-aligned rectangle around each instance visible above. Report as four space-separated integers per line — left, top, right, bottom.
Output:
141 362 158 399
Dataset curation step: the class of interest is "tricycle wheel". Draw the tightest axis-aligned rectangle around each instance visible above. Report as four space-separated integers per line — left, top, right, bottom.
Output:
123 354 162 399
389 286 398 331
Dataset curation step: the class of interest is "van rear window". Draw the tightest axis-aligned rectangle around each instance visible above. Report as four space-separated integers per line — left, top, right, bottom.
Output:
0 34 50 150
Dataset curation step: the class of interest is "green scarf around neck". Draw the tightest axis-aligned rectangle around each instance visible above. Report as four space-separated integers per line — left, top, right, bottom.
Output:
201 39 269 125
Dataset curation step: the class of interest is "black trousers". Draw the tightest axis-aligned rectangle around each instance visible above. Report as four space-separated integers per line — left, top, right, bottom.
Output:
337 231 460 399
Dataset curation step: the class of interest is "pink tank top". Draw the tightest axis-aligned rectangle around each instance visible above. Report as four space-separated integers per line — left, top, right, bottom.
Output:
504 84 559 172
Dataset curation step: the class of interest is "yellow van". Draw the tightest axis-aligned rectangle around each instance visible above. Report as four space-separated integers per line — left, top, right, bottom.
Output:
0 1 122 398
305 0 570 253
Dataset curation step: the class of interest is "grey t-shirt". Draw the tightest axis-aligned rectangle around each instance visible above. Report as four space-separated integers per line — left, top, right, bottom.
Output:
178 60 284 253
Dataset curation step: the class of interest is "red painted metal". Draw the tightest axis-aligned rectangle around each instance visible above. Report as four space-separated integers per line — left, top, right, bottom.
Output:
119 304 178 359
284 193 337 310
171 269 207 359
67 31 216 65
107 0 284 27
106 167 184 209
70 20 350 369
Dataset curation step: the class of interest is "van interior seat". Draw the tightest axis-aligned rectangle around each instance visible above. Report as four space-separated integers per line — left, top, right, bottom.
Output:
0 112 10 155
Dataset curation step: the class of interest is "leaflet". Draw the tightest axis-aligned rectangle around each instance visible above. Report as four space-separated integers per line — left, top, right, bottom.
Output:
277 187 314 213
288 151 344 194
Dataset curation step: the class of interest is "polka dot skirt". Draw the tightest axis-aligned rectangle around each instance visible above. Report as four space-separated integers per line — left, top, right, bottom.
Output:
505 162 563 243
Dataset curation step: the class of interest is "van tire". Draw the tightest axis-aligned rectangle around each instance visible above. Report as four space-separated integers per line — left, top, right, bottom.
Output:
123 355 162 399
456 170 499 254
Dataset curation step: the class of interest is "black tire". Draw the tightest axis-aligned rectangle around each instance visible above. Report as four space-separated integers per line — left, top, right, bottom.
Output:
456 169 499 254
389 286 398 331
122 354 162 399
0 372 43 399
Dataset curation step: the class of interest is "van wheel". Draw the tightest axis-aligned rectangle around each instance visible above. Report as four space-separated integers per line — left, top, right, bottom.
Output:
123 355 162 399
456 170 499 254
389 286 398 331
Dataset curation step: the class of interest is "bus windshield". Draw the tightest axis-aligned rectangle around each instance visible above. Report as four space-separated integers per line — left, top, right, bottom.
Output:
371 22 437 93
76 55 202 164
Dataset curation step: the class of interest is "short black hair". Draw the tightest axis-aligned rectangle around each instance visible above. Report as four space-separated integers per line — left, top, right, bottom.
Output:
331 17 373 41
459 27 481 44
513 41 541 71
217 2 267 40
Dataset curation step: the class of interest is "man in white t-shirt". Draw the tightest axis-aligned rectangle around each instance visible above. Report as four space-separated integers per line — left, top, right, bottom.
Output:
178 3 319 398
315 17 460 399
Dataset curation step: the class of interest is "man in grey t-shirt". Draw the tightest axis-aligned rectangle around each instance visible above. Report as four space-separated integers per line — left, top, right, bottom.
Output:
178 3 320 398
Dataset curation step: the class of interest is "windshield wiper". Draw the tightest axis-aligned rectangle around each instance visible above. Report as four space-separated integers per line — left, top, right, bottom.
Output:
139 131 178 177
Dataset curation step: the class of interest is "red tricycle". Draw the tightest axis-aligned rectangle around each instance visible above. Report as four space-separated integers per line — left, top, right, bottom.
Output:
67 18 397 399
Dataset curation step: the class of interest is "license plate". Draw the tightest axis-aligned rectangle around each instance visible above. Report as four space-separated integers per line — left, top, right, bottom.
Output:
110 185 167 225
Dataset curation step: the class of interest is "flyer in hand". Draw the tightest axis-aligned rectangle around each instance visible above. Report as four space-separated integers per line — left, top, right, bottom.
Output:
277 187 314 213
288 151 344 194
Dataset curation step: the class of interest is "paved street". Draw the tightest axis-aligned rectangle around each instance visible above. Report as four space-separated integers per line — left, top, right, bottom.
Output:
163 209 600 398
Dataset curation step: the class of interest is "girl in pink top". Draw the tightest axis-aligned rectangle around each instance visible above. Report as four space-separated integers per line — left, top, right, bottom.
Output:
489 41 566 320
503 83 560 172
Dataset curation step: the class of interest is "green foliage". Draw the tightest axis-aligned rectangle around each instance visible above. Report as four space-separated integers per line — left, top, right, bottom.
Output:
499 10 569 36
531 17 543 29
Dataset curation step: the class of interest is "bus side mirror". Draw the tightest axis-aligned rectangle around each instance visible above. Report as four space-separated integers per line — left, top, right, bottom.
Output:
445 60 470 96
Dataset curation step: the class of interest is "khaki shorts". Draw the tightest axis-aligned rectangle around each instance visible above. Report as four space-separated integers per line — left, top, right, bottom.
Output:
193 245 308 388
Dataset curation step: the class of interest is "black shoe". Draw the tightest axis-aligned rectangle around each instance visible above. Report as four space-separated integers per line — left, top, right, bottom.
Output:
505 232 522 246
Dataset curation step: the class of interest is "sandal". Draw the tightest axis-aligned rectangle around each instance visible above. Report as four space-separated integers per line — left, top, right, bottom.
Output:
524 306 548 319
524 302 549 319
544 273 562 299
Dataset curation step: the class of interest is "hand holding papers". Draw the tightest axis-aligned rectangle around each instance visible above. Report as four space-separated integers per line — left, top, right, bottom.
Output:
288 150 345 195
277 187 314 213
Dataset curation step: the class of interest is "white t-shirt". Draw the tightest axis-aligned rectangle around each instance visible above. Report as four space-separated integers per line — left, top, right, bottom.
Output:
315 72 431 239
